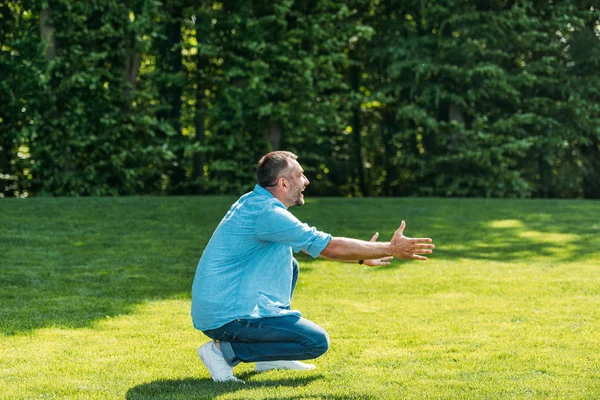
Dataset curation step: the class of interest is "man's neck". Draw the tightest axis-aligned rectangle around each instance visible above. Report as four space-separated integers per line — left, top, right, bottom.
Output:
265 187 290 209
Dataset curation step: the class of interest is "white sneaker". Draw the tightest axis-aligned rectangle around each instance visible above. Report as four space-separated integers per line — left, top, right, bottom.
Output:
198 341 244 383
255 360 317 372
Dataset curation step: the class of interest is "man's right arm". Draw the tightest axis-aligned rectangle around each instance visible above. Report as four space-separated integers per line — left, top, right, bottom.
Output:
320 237 392 260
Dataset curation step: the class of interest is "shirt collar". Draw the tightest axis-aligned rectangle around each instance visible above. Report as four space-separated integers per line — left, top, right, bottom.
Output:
253 184 274 198
253 184 287 208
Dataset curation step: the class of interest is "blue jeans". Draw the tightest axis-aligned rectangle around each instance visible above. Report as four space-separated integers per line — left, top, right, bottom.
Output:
202 259 329 366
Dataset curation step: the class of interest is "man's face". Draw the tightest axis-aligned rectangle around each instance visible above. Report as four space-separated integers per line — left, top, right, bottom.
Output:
285 160 310 207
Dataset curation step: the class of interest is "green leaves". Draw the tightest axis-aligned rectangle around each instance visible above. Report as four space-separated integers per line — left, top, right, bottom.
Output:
1 0 598 198
350 0 600 198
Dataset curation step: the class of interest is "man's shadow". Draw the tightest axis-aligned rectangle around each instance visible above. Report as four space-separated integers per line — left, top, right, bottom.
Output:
126 372 322 399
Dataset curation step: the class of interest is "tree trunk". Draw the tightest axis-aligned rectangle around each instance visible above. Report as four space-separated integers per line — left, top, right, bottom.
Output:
381 111 395 197
40 7 56 60
158 4 184 133
581 139 600 198
123 30 141 98
449 103 465 125
157 3 185 193
193 52 207 194
350 64 368 196
266 121 282 151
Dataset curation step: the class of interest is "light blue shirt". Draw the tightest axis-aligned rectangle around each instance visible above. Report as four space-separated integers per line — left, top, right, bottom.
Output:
191 184 332 331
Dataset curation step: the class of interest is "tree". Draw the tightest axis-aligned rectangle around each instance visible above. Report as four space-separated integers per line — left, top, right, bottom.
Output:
1 0 598 198
30 0 172 195
0 1 40 197
185 0 363 195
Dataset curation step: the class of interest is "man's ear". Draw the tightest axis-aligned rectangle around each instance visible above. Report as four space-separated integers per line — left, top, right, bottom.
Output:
279 177 289 189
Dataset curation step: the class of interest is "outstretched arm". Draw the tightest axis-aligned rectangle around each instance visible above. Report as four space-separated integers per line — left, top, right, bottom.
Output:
318 232 394 266
320 221 434 263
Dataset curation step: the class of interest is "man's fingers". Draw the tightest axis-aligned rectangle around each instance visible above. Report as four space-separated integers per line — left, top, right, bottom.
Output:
366 256 393 267
411 254 428 261
413 243 435 250
412 242 434 254
410 237 433 243
369 232 379 242
413 249 433 254
395 220 406 235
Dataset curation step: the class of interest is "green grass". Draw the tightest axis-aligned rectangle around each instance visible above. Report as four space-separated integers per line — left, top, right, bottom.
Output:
1 196 599 399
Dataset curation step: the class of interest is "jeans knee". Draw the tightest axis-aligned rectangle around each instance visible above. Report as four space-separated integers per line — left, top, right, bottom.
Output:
307 330 329 358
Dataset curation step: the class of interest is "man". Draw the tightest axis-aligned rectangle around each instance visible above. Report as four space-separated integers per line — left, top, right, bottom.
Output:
191 151 435 382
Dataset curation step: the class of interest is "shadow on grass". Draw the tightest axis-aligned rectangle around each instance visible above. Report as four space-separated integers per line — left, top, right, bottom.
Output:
1 196 598 335
126 374 322 399
0 197 233 335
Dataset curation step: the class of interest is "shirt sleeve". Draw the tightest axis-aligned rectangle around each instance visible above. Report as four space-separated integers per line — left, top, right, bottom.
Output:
255 202 331 258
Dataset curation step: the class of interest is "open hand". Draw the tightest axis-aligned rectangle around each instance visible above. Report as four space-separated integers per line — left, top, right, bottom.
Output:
390 221 435 261
364 232 394 267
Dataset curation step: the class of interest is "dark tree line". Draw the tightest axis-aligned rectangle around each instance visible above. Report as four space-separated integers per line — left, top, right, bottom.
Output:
1 0 599 198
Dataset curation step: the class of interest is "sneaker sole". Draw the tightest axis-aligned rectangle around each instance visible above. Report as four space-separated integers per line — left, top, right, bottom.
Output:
255 363 316 372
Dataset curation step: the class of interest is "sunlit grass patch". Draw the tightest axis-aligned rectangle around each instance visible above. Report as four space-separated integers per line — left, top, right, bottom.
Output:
489 219 524 228
517 230 579 243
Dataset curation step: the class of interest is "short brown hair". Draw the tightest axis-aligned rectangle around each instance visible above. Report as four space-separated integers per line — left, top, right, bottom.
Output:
257 151 298 188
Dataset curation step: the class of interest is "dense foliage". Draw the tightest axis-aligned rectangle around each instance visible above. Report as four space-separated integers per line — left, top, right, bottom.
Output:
1 0 599 197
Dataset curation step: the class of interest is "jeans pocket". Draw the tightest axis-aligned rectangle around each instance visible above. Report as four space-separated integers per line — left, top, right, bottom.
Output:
202 328 231 342
228 320 255 343
204 320 255 343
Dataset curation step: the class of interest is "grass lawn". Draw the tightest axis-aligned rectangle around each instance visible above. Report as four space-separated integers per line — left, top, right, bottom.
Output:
1 196 599 399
